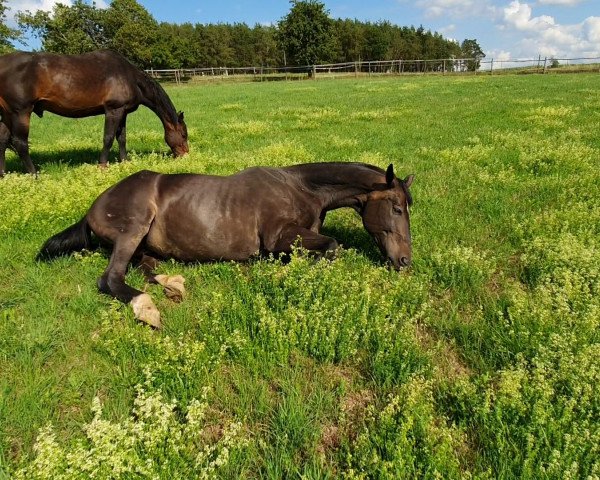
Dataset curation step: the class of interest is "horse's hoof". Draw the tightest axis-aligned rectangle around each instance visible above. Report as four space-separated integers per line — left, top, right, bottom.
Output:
155 274 185 302
130 293 161 329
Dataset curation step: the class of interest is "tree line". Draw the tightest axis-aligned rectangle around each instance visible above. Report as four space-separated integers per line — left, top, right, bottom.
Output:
1 0 485 71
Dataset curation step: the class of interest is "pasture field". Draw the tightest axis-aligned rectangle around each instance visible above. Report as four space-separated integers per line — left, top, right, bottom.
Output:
1 73 599 479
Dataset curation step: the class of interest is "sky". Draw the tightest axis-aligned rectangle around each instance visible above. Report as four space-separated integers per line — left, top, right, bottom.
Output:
5 0 600 62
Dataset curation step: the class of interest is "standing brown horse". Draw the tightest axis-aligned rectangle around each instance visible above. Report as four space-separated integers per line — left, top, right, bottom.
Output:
0 50 189 176
38 162 414 328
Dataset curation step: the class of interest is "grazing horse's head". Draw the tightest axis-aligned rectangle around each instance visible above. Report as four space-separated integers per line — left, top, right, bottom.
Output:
165 111 189 157
358 164 414 270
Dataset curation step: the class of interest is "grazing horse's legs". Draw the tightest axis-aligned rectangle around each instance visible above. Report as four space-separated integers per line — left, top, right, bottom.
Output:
272 226 339 256
116 115 127 161
99 107 126 167
0 122 10 177
8 112 37 175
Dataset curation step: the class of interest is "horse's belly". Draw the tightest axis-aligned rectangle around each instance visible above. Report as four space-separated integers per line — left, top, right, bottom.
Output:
146 221 260 262
37 99 104 118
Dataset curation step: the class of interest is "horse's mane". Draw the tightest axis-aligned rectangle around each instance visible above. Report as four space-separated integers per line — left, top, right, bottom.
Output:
288 162 413 204
135 70 178 124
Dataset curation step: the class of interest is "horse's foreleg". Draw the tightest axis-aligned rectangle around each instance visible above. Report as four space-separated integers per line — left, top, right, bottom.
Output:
98 238 161 328
272 226 339 258
99 108 126 167
9 113 37 175
116 115 127 162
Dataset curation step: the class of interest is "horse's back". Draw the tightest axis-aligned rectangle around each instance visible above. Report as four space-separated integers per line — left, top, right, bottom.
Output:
0 50 140 116
85 168 322 262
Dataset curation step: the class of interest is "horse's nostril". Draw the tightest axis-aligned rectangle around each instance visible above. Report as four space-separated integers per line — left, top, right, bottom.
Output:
400 256 410 267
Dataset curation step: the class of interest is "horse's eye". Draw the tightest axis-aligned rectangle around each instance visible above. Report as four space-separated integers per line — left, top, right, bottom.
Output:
392 205 403 215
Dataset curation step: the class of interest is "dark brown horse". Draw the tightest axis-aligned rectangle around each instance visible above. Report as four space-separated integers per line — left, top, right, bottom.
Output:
38 162 414 328
0 50 189 176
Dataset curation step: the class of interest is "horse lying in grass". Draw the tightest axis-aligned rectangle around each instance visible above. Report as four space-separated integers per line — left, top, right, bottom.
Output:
38 162 414 328
0 50 188 176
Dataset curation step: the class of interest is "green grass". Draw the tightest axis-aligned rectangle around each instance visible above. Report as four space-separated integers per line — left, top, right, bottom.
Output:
1 73 599 479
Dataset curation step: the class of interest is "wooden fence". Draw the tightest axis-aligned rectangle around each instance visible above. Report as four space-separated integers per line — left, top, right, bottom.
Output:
145 56 600 84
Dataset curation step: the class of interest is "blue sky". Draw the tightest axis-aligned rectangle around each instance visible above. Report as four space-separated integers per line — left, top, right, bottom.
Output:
7 0 600 61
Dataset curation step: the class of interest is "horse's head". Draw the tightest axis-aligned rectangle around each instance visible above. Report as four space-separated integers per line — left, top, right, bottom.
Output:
357 164 414 270
165 111 189 157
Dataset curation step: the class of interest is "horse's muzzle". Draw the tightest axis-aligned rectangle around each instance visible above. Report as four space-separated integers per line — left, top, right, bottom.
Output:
173 145 189 157
388 256 411 270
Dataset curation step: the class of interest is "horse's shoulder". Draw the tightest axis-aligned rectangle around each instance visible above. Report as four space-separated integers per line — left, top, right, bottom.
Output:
133 169 159 175
125 169 161 182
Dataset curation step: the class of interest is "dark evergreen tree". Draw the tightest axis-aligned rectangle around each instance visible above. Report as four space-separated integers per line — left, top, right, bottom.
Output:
461 38 485 71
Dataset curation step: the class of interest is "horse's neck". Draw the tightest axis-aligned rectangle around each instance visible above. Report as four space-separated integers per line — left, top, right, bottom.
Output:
138 74 178 127
294 163 385 209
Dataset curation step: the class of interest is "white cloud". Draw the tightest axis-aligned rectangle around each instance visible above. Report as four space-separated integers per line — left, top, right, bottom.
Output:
504 1 555 30
7 0 72 15
415 0 495 19
488 49 512 61
537 0 587 5
500 1 600 58
6 0 107 20
583 16 600 43
438 23 457 35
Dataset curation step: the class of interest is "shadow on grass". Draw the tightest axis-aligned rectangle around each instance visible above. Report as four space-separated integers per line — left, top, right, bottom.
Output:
3 146 169 174
321 223 384 265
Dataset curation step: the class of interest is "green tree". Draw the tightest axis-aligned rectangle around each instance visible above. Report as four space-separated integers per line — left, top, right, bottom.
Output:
103 0 158 68
277 0 335 66
0 0 20 53
17 0 106 54
361 21 392 61
461 38 485 71
253 24 281 66
332 19 364 62
152 22 198 69
196 24 235 68
15 0 480 72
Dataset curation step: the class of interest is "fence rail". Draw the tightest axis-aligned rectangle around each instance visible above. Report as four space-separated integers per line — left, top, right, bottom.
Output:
145 56 600 83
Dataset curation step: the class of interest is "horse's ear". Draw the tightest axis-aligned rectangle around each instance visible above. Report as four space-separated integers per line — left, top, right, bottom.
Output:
404 174 414 189
385 164 395 188
178 111 185 122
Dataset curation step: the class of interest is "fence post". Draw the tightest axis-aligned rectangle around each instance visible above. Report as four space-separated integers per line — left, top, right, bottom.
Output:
491 58 494 75
312 65 316 79
543 57 548 74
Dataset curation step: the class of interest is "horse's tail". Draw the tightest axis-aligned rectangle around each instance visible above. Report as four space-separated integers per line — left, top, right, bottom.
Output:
37 217 92 261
